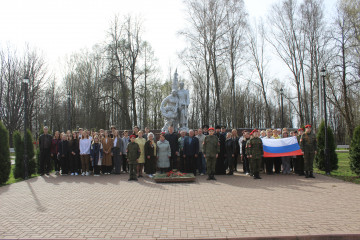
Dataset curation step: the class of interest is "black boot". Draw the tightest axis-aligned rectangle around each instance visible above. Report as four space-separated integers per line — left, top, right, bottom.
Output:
253 173 261 179
305 171 309 178
207 175 211 180
211 175 217 180
309 171 315 178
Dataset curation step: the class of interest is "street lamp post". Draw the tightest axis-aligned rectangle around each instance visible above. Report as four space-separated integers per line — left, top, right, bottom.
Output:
280 88 284 127
23 76 29 180
67 92 71 131
320 67 330 175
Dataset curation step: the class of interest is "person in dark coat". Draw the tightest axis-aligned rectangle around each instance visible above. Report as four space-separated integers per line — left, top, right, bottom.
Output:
51 131 61 175
58 133 70 175
90 135 103 176
215 125 226 175
69 131 80 175
39 126 53 175
183 129 199 175
202 125 209 136
165 126 179 170
225 132 236 175
144 132 157 177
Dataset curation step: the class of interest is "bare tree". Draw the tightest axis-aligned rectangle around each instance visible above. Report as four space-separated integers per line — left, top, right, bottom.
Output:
249 19 272 127
327 1 358 135
267 0 307 126
223 0 248 128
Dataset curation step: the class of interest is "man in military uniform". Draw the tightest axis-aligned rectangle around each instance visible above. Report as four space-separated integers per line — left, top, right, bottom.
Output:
300 125 317 178
126 135 140 181
247 129 264 179
294 128 305 176
203 127 220 180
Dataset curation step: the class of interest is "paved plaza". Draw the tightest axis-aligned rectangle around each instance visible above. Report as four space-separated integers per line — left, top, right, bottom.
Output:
1 169 360 239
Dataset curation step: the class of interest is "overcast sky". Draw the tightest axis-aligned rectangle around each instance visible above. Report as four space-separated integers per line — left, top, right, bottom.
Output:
0 0 337 84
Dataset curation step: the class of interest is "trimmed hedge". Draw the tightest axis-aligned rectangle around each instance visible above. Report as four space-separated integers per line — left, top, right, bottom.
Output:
0 121 11 185
315 121 338 172
350 125 360 175
13 130 36 179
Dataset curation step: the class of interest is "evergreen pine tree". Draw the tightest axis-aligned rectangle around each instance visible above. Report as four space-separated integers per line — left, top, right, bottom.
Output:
13 130 37 179
26 129 36 174
350 125 360 175
0 121 11 185
13 131 24 179
315 121 339 171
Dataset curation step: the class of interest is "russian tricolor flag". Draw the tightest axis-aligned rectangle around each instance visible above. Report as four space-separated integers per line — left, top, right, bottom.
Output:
262 136 303 157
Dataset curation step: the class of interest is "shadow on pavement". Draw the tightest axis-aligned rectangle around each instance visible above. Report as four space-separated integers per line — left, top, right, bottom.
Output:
27 181 47 212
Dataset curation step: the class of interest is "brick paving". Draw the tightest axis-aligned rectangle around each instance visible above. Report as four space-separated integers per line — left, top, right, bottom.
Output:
1 169 360 239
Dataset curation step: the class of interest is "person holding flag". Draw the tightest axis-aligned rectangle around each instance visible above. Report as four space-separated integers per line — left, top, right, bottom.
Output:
300 125 317 178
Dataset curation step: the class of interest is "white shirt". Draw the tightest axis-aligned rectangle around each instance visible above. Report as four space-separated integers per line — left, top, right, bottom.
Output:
113 137 117 147
80 138 91 155
239 136 244 155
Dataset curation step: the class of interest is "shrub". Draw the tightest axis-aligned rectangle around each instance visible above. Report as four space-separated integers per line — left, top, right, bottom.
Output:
315 121 338 171
0 121 11 185
13 130 36 179
350 125 360 175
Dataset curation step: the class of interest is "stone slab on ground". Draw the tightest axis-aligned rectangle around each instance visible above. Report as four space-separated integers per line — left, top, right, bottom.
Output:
1 171 360 239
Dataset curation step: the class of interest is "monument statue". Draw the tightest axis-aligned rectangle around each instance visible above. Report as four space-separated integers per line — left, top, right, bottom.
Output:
160 90 179 132
177 82 189 132
160 70 189 133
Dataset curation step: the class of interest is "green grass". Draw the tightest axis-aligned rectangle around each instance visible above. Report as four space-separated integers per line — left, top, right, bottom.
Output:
315 152 360 184
2 165 40 186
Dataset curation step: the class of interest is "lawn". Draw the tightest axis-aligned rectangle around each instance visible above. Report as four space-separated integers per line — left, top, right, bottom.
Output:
315 152 360 184
6 165 24 185
3 165 40 186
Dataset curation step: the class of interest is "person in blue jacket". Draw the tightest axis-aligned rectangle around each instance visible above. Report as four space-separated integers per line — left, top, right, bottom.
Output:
90 135 103 176
183 129 199 175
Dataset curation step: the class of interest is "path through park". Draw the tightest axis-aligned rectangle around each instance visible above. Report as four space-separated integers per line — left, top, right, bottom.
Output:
1 172 360 239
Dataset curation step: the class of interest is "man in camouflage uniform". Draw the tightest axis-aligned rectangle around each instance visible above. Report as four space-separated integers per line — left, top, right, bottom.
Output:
246 129 264 179
300 125 317 178
203 127 220 180
127 135 140 181
294 128 305 176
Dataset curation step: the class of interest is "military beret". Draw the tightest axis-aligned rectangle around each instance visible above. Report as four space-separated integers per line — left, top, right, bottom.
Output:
305 125 311 128
130 135 136 139
215 125 221 129
208 127 215 131
298 128 304 131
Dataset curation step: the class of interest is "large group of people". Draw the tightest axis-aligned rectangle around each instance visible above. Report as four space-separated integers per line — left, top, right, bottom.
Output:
38 123 317 181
